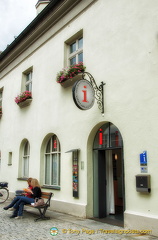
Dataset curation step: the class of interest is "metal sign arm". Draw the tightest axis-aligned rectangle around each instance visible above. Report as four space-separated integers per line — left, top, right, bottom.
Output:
81 72 105 114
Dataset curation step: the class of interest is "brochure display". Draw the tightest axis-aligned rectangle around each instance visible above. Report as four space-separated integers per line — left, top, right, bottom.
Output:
72 150 79 198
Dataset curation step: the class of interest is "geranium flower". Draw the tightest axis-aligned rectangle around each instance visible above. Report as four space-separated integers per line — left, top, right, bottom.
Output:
56 62 86 83
15 91 32 104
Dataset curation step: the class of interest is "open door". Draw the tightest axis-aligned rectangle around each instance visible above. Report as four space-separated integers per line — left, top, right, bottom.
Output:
93 122 124 226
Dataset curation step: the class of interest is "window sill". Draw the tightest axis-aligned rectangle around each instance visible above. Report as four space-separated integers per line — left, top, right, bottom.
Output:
17 177 28 181
41 185 60 190
60 74 83 88
17 99 32 108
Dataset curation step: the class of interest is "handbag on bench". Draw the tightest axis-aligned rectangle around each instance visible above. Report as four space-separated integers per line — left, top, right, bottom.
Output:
33 198 45 207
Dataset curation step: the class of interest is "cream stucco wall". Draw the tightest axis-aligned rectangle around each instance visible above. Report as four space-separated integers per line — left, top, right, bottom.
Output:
1 0 158 234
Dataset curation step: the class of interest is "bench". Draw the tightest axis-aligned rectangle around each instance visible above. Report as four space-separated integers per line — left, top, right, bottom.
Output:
26 192 53 221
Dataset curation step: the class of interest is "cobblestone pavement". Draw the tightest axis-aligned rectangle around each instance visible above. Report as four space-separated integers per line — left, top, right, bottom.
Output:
0 200 157 240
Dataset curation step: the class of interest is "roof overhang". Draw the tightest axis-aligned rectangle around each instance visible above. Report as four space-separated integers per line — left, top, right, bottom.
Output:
0 0 82 71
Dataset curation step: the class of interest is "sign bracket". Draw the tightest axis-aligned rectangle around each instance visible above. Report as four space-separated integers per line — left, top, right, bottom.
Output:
81 72 105 114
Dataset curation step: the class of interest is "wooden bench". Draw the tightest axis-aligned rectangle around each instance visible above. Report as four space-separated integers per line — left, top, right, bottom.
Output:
26 192 53 221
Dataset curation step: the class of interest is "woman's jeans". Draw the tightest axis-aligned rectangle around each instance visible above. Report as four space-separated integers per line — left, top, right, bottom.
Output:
12 196 35 217
6 196 22 208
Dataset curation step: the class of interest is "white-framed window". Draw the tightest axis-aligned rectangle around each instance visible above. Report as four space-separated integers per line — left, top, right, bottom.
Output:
0 88 3 111
69 37 83 65
0 90 3 105
44 135 60 186
65 30 83 66
22 67 33 92
22 141 30 178
25 71 32 91
8 152 12 166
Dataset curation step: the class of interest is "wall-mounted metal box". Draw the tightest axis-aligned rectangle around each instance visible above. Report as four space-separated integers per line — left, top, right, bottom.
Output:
136 174 151 193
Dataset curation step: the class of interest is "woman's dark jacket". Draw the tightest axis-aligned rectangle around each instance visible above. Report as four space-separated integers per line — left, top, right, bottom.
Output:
32 187 41 199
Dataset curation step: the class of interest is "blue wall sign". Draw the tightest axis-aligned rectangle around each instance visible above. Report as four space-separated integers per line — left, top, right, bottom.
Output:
140 151 147 165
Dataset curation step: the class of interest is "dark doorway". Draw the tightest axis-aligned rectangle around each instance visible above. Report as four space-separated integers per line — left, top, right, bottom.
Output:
98 150 106 218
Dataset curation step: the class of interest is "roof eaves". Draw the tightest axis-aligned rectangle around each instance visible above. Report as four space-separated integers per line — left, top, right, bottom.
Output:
0 0 62 60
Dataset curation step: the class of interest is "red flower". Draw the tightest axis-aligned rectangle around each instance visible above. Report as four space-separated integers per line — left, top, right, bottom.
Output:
15 91 32 104
56 62 86 83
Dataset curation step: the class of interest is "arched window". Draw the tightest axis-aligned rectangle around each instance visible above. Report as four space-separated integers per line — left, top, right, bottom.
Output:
23 141 30 177
44 135 60 186
93 123 123 149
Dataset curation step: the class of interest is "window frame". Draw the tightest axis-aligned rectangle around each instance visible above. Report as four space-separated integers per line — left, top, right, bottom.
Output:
44 135 60 187
22 141 30 178
22 67 33 92
64 30 83 67
25 71 32 91
0 88 3 109
69 37 83 65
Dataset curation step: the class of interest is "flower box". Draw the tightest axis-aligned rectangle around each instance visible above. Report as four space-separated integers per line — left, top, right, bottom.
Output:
15 91 32 108
60 74 83 88
18 99 32 108
56 62 86 88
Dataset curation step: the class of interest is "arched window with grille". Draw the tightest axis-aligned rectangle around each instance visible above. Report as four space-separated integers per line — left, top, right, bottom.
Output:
44 135 60 187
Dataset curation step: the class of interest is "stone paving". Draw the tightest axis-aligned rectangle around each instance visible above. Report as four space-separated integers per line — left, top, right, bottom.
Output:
0 199 157 240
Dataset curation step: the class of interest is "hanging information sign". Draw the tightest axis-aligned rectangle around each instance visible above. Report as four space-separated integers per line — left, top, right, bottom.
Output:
72 80 95 110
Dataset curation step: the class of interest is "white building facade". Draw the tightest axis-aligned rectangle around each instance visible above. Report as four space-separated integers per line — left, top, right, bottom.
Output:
1 0 158 235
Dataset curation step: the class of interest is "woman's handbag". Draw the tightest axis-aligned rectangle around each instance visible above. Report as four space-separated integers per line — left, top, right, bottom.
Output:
34 198 45 207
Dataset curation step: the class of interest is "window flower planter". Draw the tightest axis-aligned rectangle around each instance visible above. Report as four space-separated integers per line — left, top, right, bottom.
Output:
56 62 86 88
15 91 32 108
60 74 83 88
18 99 32 108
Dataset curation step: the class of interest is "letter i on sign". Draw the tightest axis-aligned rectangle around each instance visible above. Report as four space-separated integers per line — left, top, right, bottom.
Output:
99 129 103 145
82 86 88 102
54 140 57 149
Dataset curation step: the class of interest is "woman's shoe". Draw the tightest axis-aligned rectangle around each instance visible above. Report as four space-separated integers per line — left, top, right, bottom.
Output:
3 207 9 210
15 216 23 219
10 215 17 218
9 207 14 211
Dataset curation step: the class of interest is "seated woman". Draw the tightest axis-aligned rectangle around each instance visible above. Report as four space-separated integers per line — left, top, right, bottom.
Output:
3 177 33 210
10 178 41 219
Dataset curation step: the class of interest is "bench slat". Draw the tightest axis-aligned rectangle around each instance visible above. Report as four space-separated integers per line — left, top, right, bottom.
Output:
41 193 51 199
